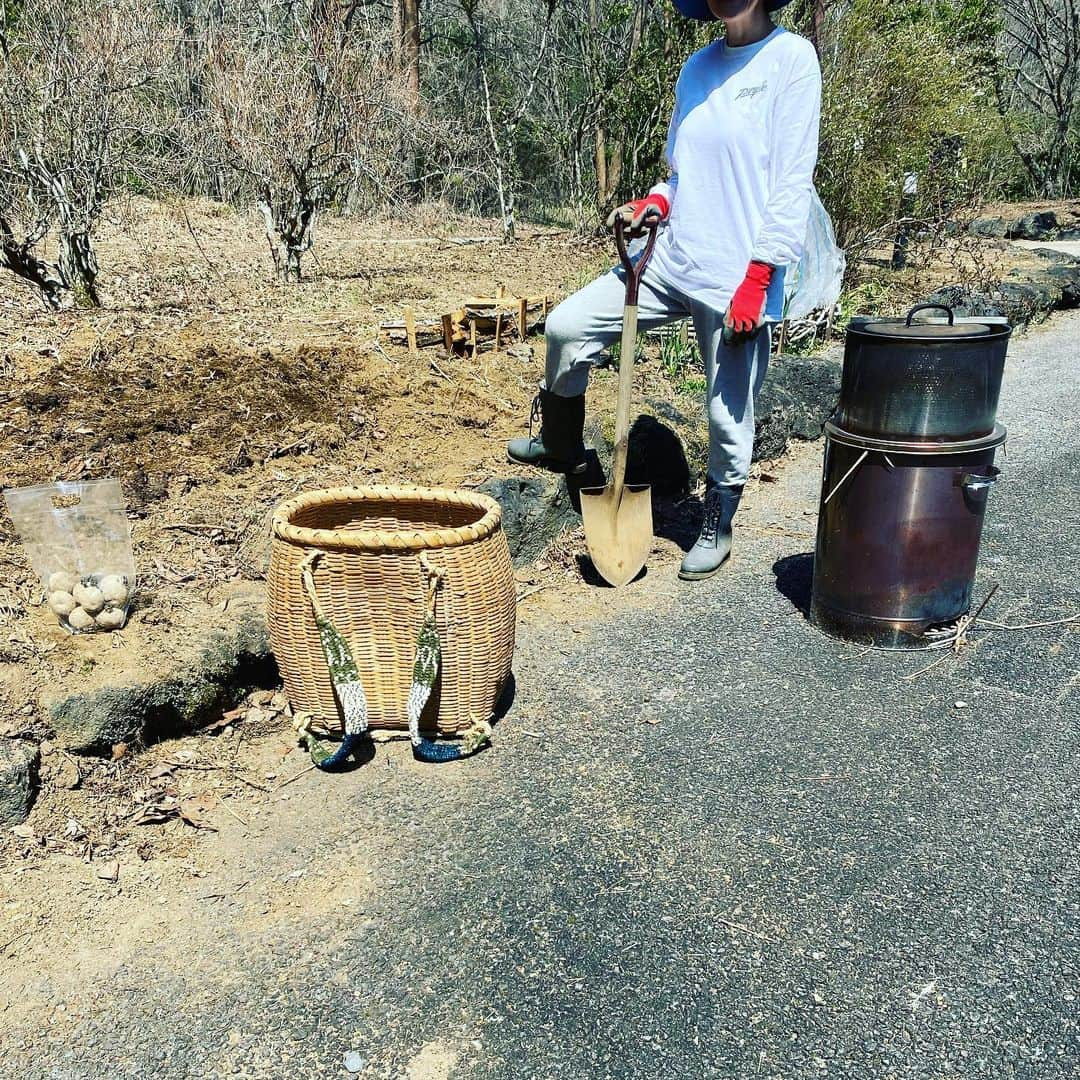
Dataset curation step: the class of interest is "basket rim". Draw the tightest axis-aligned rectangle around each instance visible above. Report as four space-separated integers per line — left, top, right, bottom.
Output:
271 485 503 553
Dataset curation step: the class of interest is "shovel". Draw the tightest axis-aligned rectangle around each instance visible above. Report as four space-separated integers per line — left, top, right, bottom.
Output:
580 215 659 587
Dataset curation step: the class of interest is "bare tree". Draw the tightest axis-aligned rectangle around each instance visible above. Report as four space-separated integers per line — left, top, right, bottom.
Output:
0 0 167 306
460 0 557 241
203 4 396 279
998 0 1080 197
0 174 68 308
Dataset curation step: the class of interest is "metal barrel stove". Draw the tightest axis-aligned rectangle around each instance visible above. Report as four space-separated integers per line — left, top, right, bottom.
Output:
810 304 1012 649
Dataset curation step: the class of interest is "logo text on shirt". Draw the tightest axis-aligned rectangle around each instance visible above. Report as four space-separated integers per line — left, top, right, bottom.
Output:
735 82 768 101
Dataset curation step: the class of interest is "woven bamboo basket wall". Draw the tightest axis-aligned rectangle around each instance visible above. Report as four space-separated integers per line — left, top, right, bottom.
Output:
268 486 516 734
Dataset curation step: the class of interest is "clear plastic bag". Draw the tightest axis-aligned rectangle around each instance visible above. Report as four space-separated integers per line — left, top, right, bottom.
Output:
783 188 846 321
4 479 136 634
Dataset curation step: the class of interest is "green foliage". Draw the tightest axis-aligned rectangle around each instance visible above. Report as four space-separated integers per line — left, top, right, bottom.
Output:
657 323 699 379
598 9 711 207
811 0 1012 250
677 374 707 396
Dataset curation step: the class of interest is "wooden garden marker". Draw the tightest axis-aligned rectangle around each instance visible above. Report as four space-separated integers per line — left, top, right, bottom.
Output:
404 306 418 358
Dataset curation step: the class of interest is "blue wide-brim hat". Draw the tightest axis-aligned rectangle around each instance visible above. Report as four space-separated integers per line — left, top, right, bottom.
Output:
674 0 793 18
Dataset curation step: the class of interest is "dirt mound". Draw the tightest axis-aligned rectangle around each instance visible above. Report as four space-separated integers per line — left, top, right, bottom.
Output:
9 340 375 505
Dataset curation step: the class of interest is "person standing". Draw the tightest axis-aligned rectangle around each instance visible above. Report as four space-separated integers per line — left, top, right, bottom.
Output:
509 0 821 579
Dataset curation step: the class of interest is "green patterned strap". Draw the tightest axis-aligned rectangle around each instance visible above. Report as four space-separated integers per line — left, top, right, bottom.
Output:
297 549 490 768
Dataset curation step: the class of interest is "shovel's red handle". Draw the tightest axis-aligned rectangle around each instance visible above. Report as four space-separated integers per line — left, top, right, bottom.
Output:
614 215 659 307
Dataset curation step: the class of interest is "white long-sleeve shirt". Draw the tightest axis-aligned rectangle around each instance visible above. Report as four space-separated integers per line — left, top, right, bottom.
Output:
648 27 822 320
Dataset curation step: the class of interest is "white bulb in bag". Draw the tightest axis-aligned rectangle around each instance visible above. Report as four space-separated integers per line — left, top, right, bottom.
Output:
48 591 77 616
49 571 78 594
67 607 95 631
3 480 137 635
98 574 129 605
96 607 126 630
73 583 105 615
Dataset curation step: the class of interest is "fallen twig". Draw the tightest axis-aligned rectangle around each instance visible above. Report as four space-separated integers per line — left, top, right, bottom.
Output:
717 917 776 944
977 613 1080 631
901 650 955 682
163 522 236 536
217 795 250 830
838 646 874 661
276 763 317 789
0 930 33 955
228 770 271 793
515 581 550 603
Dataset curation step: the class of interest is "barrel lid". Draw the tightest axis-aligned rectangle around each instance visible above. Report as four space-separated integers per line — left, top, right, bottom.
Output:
861 320 992 339
854 303 1002 341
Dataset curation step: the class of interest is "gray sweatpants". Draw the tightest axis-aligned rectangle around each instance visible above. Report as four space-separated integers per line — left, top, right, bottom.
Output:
543 263 770 487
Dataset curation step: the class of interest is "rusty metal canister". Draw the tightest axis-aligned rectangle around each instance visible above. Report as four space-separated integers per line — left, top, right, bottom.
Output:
810 423 1006 649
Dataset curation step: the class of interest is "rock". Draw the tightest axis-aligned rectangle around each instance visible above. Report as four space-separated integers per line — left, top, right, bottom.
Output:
1057 227 1080 241
480 476 579 567
49 594 279 755
923 285 1007 319
968 216 1009 239
344 1051 365 1073
753 354 842 461
96 860 120 882
0 740 40 827
995 279 1058 323
925 253 1077 324
1038 263 1080 307
1006 211 1058 240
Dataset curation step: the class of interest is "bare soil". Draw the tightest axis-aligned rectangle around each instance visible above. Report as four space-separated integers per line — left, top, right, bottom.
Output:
0 200 606 721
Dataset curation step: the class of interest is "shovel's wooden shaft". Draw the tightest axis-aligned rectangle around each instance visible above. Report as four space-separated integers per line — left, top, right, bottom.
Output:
611 303 638 505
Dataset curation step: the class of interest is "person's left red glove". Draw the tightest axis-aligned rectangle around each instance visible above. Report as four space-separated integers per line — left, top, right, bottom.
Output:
726 261 774 333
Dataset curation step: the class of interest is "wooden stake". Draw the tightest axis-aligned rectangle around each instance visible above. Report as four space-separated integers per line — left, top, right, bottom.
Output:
494 312 503 350
441 313 454 352
518 297 528 341
469 318 477 356
404 306 418 358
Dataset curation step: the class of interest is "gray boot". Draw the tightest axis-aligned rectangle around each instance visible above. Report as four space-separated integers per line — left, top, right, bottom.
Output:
679 483 743 580
507 388 587 475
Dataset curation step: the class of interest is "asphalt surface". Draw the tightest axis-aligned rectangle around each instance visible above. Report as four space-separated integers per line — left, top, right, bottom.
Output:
8 312 1079 1079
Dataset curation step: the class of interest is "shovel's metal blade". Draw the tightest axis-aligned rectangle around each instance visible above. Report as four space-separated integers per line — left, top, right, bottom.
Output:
580 482 653 587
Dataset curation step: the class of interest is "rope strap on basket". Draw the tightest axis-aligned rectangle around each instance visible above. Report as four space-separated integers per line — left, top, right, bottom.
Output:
298 550 491 768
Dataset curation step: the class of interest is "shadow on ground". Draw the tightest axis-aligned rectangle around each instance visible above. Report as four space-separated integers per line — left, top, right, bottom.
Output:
773 552 814 617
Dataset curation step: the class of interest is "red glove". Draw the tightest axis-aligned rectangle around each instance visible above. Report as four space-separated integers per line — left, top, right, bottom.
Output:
626 193 670 224
726 261 774 333
607 192 670 232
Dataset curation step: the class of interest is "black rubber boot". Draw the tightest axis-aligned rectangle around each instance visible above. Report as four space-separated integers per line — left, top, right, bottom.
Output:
507 388 587 475
679 482 743 580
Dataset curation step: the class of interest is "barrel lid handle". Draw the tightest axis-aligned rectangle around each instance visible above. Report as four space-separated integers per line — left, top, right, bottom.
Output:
906 303 955 327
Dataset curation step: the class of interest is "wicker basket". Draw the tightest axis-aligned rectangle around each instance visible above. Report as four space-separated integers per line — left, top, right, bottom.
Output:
268 486 515 735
